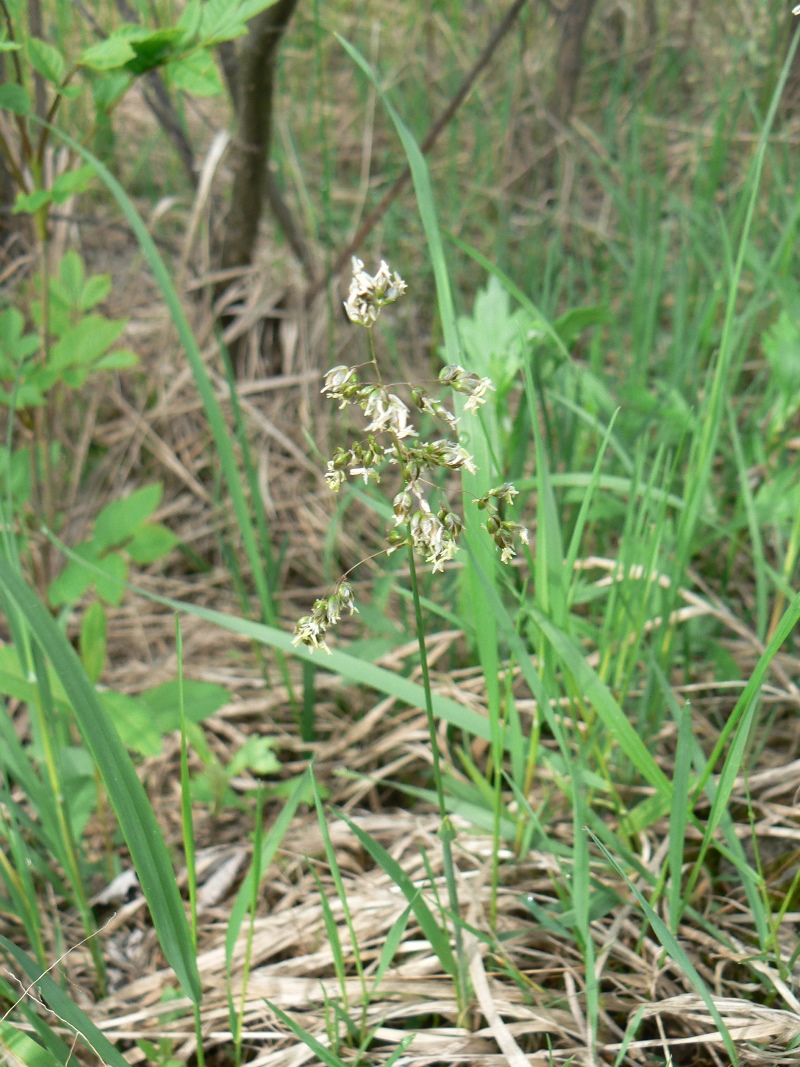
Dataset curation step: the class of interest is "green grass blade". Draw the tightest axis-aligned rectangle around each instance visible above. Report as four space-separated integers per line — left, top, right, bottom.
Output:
31 120 280 642
336 810 457 979
0 562 201 1003
264 1001 349 1067
588 836 740 1067
335 35 459 364
668 702 693 933
527 605 671 794
47 528 497 744
311 774 365 1002
225 767 311 970
0 937 134 1067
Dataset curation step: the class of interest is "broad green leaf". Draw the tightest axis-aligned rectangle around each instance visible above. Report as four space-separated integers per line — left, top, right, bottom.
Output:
228 735 279 776
93 348 139 372
50 165 95 204
100 690 162 756
94 550 127 605
167 49 223 96
138 678 231 731
79 600 106 683
13 189 50 214
94 482 163 551
0 84 30 114
58 248 84 295
49 316 127 373
235 0 282 21
198 0 247 44
27 37 65 85
79 272 112 310
58 746 97 838
0 309 39 363
125 523 178 564
123 28 182 75
178 0 202 41
79 36 136 71
48 546 98 606
0 565 202 1002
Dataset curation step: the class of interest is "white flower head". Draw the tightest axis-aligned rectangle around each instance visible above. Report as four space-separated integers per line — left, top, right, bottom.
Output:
344 257 407 327
363 388 417 440
435 441 478 475
463 376 495 413
439 365 495 413
411 509 459 572
325 465 346 492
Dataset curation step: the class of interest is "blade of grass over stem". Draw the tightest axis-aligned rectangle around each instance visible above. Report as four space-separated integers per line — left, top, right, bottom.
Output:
45 526 498 743
0 561 201 1004
311 774 366 1008
177 618 206 1067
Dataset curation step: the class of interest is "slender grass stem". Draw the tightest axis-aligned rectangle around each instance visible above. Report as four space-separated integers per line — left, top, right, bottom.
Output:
406 540 467 1018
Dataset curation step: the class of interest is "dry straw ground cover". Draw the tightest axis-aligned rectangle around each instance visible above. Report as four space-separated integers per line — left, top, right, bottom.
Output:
2 2 800 1067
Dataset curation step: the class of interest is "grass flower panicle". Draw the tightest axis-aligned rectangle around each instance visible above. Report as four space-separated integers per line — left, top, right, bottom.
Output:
293 259 528 652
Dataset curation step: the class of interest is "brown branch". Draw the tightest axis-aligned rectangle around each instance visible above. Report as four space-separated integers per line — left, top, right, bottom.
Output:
304 0 531 306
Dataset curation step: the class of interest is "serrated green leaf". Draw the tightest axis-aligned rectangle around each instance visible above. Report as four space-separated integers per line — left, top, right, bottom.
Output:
79 272 112 310
79 36 136 71
27 37 65 85
123 28 182 74
49 315 127 372
58 248 84 295
178 0 202 41
198 0 247 44
235 0 281 23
